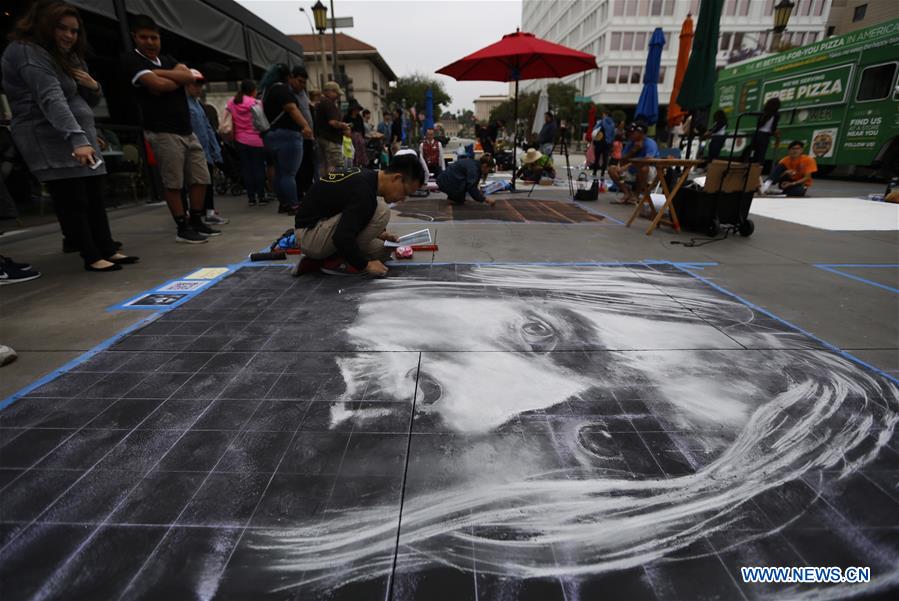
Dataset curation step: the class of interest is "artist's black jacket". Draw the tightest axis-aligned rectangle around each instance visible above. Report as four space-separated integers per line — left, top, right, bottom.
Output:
295 168 378 269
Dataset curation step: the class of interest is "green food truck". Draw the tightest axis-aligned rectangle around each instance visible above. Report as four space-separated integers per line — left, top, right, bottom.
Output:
712 19 899 174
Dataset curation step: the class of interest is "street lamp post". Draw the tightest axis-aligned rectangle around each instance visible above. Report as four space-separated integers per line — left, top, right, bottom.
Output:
311 1 328 89
329 0 339 88
771 0 795 52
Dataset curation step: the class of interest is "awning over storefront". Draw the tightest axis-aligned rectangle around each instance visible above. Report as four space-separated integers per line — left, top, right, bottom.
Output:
68 0 304 71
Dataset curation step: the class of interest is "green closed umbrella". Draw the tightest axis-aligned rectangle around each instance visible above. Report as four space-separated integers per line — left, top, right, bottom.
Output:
676 0 724 111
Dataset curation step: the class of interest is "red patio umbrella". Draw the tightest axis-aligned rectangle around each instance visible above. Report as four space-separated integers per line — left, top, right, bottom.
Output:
437 30 596 190
667 14 695 128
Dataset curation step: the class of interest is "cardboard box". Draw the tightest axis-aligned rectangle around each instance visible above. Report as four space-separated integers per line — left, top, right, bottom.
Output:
703 160 762 193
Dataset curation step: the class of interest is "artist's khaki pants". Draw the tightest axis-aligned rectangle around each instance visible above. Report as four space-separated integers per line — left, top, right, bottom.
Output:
297 198 392 262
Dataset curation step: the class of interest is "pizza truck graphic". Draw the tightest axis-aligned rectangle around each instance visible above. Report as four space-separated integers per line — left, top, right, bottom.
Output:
712 19 899 174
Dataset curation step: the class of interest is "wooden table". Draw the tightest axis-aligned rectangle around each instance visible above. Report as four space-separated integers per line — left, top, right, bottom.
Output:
625 158 705 235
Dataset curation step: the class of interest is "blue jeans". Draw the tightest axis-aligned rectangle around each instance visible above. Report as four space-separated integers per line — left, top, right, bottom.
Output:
236 142 266 202
264 128 303 208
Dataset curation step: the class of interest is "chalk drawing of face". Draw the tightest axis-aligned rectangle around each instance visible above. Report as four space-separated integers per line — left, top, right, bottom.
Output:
254 266 899 597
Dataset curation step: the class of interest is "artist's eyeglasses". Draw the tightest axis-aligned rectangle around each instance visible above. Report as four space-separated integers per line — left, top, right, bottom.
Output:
56 25 80 35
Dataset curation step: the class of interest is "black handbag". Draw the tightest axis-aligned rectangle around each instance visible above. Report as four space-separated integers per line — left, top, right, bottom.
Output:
574 173 599 201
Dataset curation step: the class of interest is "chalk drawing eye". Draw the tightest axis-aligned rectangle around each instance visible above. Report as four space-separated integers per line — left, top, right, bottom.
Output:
417 373 443 407
520 316 556 344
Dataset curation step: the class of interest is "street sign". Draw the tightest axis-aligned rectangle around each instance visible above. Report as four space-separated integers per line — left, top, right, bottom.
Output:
327 17 354 28
574 95 593 103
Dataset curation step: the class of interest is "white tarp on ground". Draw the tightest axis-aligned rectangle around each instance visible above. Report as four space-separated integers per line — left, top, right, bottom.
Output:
749 197 899 231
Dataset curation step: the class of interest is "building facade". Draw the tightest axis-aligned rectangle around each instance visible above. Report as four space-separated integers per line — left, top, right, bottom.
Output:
473 94 511 121
826 0 899 36
290 33 397 122
520 0 832 110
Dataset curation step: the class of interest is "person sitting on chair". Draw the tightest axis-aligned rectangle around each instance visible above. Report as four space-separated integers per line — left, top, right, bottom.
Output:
608 122 659 204
436 154 496 207
516 148 555 183
760 140 817 197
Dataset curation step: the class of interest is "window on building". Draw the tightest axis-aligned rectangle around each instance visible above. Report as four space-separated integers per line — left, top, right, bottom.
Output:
724 0 736 16
638 0 649 16
764 0 774 16
650 0 663 15
720 32 732 51
759 31 770 48
623 31 634 50
635 32 647 50
664 0 675 16
826 25 835 37
856 63 896 101
658 66 666 84
812 0 826 16
631 66 642 84
611 32 622 50
733 32 744 50
690 0 701 14
853 4 867 22
607 66 619 84
618 66 631 84
613 0 625 17
738 0 751 16
625 1 637 16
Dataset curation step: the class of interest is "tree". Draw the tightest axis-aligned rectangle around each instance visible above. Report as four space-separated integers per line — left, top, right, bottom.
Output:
386 73 452 120
546 83 578 123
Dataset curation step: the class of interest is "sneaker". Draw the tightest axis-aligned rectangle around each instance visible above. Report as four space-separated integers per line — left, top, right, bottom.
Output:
1 256 33 271
203 212 230 225
0 345 17 367
175 227 209 244
760 180 771 195
248 198 258 207
0 265 42 285
192 221 222 237
320 257 364 276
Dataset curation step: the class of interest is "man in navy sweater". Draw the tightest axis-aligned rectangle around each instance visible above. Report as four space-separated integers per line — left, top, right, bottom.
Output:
436 155 496 206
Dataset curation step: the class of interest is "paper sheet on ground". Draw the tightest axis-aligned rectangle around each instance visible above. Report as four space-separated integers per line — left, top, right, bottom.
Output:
384 228 432 247
749 196 899 231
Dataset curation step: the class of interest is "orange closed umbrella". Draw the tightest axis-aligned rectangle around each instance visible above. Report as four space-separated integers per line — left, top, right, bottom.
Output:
667 14 694 128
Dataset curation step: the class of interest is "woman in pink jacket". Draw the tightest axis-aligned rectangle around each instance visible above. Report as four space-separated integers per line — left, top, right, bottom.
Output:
226 80 267 206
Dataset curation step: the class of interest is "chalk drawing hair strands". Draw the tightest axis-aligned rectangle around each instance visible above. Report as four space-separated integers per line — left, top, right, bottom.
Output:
249 265 899 596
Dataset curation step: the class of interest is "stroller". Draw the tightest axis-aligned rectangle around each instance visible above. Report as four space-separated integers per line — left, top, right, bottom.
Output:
214 141 245 197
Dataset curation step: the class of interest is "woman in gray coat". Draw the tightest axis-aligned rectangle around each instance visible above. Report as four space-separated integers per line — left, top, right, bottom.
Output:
2 1 136 272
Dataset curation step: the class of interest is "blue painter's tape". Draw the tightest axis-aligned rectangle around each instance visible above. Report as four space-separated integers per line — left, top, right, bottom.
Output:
107 267 236 312
573 201 626 225
816 264 899 268
0 312 163 410
814 264 899 295
675 263 899 386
